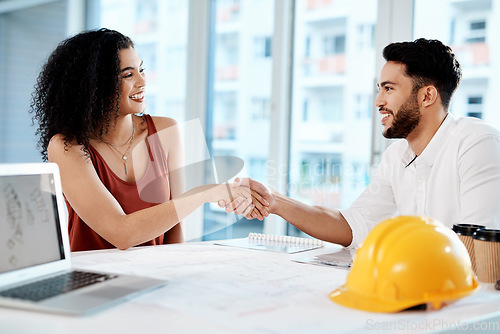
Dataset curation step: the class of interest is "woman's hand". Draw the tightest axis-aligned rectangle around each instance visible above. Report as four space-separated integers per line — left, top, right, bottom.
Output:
218 178 273 221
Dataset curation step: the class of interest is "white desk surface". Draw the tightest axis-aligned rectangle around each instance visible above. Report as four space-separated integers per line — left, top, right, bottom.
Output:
1 241 499 334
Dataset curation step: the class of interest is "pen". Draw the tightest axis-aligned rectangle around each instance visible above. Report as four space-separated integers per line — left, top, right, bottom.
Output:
316 260 352 268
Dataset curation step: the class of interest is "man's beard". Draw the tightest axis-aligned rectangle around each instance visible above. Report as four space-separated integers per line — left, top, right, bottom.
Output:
383 92 421 139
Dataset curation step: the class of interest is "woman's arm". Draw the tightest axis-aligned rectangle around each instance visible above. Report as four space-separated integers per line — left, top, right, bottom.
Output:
48 134 252 250
155 117 186 243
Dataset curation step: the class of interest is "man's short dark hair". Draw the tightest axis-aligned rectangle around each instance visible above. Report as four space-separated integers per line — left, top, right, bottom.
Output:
383 38 462 111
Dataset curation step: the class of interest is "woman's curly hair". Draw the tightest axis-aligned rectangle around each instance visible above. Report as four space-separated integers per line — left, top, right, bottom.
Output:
30 28 134 161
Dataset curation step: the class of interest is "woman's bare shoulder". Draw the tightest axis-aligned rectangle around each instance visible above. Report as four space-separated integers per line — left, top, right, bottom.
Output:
149 116 179 130
47 134 86 161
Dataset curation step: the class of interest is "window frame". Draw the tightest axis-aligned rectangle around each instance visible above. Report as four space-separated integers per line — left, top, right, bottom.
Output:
183 0 415 237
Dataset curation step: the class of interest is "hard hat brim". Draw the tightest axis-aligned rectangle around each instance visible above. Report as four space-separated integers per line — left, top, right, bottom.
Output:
329 281 479 313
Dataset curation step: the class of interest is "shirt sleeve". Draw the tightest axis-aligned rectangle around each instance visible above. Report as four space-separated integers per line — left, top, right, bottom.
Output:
340 145 399 248
458 133 500 229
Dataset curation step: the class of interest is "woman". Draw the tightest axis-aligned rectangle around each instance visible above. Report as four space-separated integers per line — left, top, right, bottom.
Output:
31 28 268 251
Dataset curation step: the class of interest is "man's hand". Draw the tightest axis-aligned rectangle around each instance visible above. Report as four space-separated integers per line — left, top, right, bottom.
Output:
219 178 276 220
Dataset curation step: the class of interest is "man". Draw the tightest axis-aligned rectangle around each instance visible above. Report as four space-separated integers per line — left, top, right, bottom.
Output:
221 38 500 248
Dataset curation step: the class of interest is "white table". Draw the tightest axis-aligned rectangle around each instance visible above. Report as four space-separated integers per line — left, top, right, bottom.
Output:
1 241 499 334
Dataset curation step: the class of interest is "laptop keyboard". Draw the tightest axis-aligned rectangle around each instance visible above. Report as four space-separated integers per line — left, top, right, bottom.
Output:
0 270 118 302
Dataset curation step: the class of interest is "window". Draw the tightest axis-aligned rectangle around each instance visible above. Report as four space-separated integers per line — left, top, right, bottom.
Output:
202 0 275 240
355 94 372 119
213 93 237 140
414 0 498 127
0 1 68 163
302 99 309 121
248 158 267 183
288 0 377 236
467 96 483 119
357 24 374 49
304 36 311 57
165 47 186 69
470 20 486 30
215 33 240 81
467 20 487 43
250 98 270 120
168 0 185 11
94 0 189 121
293 153 343 207
323 34 346 55
253 36 272 58
135 0 158 34
216 0 241 23
320 96 342 122
136 43 157 83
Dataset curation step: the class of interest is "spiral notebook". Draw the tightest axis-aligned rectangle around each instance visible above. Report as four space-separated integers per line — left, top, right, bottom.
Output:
293 248 354 268
215 233 324 254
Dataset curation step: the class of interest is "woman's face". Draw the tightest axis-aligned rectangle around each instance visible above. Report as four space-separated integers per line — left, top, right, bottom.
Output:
117 47 146 115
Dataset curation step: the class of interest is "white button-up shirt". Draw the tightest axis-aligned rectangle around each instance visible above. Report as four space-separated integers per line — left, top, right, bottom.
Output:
340 114 500 248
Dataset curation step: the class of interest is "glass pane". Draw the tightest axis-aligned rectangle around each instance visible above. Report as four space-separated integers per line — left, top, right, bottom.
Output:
96 0 188 120
0 2 68 163
414 0 499 127
288 0 378 236
203 0 275 240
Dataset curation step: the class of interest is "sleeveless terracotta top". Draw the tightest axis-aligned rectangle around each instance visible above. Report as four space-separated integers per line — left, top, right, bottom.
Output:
67 115 171 251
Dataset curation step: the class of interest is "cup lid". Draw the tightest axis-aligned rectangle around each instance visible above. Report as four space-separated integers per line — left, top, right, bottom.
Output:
472 229 500 242
452 224 485 236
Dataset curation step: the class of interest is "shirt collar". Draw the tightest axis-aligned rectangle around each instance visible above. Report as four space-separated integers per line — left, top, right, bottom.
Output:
401 113 454 167
401 144 416 167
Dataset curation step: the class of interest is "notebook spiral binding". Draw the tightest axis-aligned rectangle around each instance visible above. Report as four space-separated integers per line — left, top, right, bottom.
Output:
248 233 324 246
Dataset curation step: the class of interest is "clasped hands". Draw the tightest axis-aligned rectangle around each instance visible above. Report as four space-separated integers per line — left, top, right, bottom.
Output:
218 177 274 221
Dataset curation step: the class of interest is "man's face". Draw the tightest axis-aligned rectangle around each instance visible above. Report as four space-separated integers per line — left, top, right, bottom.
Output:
375 61 421 139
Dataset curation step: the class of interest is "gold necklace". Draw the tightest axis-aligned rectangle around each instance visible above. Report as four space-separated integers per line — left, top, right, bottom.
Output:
102 123 135 175
103 122 135 147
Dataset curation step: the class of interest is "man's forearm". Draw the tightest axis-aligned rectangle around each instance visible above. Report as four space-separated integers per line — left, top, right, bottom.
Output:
272 191 353 247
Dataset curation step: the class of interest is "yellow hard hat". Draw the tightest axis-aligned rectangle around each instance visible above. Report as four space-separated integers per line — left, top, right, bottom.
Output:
329 216 479 312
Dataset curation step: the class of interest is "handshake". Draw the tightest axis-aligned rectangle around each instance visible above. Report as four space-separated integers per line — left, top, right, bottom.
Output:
216 177 275 221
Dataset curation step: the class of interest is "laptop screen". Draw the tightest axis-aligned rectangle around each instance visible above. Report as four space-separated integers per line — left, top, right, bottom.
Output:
0 173 65 274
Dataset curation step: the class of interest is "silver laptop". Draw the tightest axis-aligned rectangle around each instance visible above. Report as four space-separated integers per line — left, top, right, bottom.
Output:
0 163 167 315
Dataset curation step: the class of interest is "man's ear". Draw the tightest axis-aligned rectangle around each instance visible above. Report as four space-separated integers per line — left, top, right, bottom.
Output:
419 86 439 109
